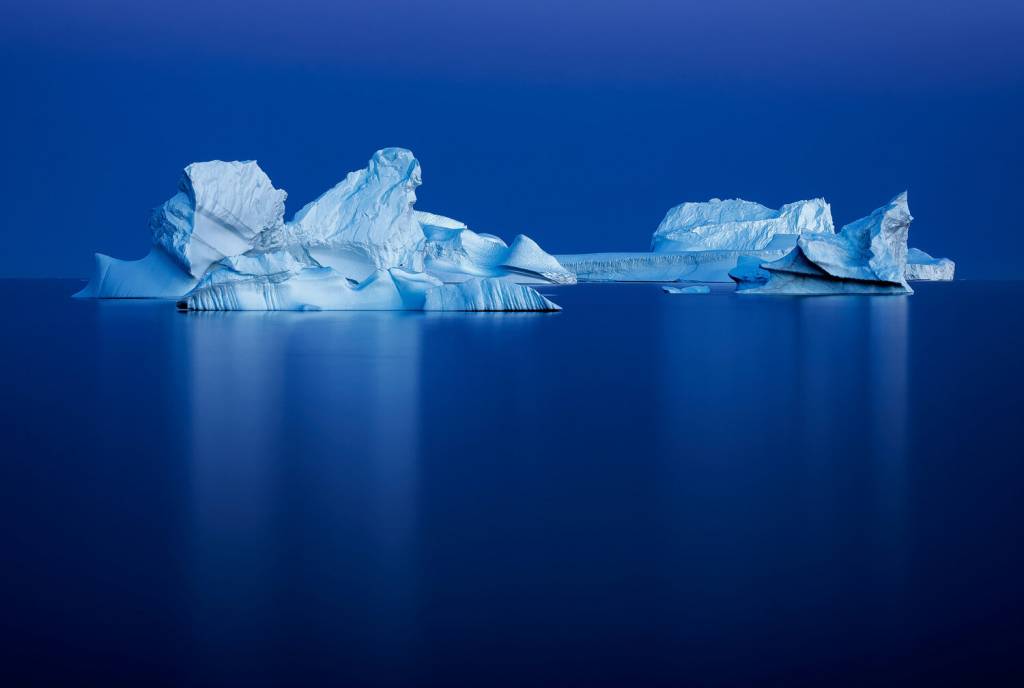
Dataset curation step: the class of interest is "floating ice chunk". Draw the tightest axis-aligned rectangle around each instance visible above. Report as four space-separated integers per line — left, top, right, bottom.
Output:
651 198 833 252
734 193 914 295
261 148 425 278
906 248 956 281
419 211 575 284
423 278 561 311
662 285 711 294
74 248 200 299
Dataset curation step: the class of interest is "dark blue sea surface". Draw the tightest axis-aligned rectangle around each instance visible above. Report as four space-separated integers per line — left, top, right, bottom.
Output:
2 279 1023 686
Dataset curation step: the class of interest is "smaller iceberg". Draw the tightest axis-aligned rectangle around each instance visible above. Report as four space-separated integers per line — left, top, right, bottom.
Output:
905 248 956 281
732 192 914 295
651 198 834 252
662 285 711 295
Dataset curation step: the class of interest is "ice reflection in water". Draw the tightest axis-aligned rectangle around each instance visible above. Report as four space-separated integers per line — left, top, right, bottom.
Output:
185 311 424 678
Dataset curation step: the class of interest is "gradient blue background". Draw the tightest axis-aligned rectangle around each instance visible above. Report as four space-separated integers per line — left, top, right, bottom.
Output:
1 0 1023 278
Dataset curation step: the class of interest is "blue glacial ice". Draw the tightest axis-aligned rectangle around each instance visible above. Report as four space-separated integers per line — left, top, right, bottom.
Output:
732 192 916 295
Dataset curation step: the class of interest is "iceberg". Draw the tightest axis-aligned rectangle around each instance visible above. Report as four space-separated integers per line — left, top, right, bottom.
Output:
420 212 575 284
557 197 834 283
75 160 287 298
905 247 956 281
662 285 711 295
651 198 834 252
732 193 915 295
77 148 570 310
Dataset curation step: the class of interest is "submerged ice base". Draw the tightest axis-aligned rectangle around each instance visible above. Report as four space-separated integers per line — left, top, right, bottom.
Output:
178 259 561 312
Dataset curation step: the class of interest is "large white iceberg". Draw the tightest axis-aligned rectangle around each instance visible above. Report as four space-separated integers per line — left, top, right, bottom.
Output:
75 160 286 298
651 198 834 252
732 192 915 295
77 149 570 311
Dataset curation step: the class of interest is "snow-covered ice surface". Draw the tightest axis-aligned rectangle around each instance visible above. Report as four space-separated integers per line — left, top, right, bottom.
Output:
259 148 424 278
152 160 287 277
556 250 790 283
906 247 956 281
662 285 712 295
733 192 915 295
651 198 833 252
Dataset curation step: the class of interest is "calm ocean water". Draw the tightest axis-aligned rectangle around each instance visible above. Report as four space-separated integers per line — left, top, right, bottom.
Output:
2 279 1023 686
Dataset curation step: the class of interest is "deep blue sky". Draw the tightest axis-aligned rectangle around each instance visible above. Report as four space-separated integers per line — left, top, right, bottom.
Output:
2 1 1022 277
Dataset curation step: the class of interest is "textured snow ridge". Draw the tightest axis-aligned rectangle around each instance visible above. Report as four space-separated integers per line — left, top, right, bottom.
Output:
662 285 711 294
556 250 790 283
734 193 915 295
651 198 833 252
906 248 956 281
152 160 287 277
423 279 562 312
419 212 576 284
261 148 425 277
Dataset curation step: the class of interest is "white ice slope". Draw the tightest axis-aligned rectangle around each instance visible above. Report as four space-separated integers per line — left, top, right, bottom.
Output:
419 212 575 284
260 148 425 278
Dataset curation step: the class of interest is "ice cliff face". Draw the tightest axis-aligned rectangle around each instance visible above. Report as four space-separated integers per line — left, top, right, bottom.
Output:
260 148 425 276
179 254 560 312
651 198 833 252
152 160 287 277
733 193 915 295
